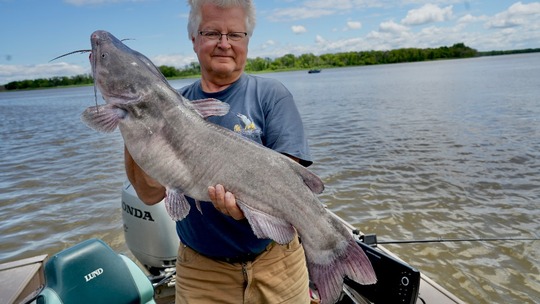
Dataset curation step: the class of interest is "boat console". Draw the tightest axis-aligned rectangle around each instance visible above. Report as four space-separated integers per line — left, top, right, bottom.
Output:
340 239 421 304
36 238 155 304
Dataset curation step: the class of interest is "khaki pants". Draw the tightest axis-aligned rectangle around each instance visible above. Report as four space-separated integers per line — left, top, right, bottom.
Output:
175 236 310 304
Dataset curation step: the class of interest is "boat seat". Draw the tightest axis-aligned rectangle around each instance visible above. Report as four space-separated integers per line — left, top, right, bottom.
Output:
37 238 155 304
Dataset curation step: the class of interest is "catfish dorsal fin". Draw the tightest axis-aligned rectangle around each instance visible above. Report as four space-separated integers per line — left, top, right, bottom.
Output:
292 164 325 194
189 98 230 118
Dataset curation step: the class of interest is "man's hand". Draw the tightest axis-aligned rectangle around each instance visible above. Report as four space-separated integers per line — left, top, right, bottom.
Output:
208 184 245 220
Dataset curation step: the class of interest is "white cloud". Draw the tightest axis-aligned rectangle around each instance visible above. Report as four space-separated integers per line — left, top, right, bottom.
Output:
0 62 88 85
305 0 353 10
292 25 307 34
151 54 197 68
507 1 540 14
302 0 388 10
457 14 483 24
486 1 540 29
267 0 388 21
261 40 276 49
64 0 148 5
268 7 333 21
379 20 409 33
347 21 362 30
315 35 326 44
402 4 453 25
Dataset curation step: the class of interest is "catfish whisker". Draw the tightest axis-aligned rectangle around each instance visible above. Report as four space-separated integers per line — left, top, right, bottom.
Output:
49 49 92 62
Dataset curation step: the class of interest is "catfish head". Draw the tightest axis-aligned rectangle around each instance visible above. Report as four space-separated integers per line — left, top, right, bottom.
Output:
89 30 169 106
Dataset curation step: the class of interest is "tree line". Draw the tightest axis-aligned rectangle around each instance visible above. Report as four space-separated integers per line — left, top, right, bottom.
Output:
2 43 539 91
3 74 94 90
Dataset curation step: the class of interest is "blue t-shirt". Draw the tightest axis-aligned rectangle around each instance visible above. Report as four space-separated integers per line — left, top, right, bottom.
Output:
176 73 312 259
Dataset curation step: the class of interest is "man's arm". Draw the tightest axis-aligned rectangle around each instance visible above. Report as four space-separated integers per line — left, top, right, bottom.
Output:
124 146 166 205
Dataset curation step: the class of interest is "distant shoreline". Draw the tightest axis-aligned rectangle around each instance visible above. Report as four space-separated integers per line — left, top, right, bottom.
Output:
1 45 539 92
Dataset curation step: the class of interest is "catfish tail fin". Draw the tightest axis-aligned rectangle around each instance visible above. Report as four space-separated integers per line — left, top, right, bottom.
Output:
309 239 376 304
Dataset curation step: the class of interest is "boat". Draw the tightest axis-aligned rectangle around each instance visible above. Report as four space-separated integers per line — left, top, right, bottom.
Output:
308 69 321 74
0 181 464 304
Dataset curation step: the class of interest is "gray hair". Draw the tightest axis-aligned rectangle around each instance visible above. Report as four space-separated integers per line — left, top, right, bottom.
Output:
187 0 256 39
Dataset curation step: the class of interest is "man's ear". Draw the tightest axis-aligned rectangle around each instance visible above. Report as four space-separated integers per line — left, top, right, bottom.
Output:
191 36 197 52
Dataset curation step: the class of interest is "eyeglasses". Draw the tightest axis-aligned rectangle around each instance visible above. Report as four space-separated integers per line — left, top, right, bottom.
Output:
199 30 248 42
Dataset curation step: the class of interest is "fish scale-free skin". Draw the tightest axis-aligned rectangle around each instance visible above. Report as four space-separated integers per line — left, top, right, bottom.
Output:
83 30 376 304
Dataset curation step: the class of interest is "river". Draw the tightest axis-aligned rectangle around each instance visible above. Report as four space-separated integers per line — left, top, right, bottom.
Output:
1 53 539 303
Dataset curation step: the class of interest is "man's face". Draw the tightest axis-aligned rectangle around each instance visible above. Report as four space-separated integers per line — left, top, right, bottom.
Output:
192 4 249 83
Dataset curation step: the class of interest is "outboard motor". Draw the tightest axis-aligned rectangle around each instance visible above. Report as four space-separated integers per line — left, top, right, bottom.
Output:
121 181 179 299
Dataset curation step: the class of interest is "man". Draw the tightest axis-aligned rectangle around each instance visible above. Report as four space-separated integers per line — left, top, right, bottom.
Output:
125 0 314 303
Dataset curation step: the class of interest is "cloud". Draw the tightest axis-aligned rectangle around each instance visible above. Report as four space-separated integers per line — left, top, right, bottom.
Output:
486 1 540 29
292 25 307 34
268 7 334 21
267 0 388 21
457 14 484 24
402 4 453 25
64 0 147 5
261 40 276 49
300 0 388 10
379 20 408 33
315 35 326 44
0 62 89 85
347 21 362 30
151 54 197 68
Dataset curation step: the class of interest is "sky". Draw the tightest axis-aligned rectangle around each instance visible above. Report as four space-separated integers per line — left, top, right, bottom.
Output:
1 0 540 85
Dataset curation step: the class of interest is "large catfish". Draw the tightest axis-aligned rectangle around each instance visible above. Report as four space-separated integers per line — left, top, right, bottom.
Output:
82 30 376 303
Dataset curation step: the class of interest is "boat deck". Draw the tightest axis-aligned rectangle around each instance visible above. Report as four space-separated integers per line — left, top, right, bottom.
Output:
0 255 46 304
0 251 462 304
0 210 464 304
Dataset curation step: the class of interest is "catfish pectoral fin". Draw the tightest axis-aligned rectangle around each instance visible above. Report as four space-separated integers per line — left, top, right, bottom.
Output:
81 104 126 133
237 200 296 244
165 188 191 221
189 98 230 118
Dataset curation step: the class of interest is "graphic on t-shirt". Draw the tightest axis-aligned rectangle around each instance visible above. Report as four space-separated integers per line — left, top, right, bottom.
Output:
234 113 261 137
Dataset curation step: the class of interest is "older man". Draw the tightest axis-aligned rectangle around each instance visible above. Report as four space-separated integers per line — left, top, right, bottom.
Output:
125 1 313 303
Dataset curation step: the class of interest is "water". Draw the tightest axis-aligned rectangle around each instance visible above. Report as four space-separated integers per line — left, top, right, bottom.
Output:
1 54 539 303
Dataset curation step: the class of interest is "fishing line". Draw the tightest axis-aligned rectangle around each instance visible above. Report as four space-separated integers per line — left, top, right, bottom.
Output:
356 232 539 246
376 237 539 244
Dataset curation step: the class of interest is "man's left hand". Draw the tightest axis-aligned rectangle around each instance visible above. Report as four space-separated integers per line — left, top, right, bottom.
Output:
208 184 245 220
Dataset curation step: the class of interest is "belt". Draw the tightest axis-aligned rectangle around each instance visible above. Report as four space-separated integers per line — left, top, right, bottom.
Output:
213 251 262 264
196 242 275 264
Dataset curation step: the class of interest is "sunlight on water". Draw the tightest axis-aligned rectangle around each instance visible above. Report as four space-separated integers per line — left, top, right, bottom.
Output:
1 54 539 303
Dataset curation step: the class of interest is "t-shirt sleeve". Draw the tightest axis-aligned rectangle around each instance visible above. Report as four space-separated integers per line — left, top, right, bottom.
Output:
263 82 313 167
